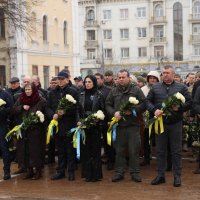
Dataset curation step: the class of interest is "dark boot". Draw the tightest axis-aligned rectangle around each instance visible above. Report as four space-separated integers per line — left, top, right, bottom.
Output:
23 168 34 179
32 168 41 180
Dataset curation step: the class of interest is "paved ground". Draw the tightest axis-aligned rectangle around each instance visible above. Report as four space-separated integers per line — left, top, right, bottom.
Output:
0 153 199 200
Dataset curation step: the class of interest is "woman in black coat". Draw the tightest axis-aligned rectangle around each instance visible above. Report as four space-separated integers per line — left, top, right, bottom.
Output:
79 75 105 182
12 83 46 180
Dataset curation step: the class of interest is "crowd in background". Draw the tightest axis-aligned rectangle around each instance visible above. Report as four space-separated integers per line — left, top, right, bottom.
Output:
0 66 200 188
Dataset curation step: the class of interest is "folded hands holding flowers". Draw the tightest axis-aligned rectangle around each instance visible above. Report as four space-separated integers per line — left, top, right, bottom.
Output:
146 92 186 134
107 96 139 145
47 94 77 144
6 110 45 140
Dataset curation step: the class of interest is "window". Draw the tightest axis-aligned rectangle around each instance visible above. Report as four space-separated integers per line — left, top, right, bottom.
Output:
138 47 147 57
55 66 60 76
103 30 112 40
54 18 58 44
0 9 5 38
121 48 129 58
87 49 96 60
43 66 49 89
120 9 128 19
193 24 200 35
137 28 146 38
64 21 67 46
155 4 163 18
154 46 164 57
31 12 37 37
0 65 6 87
154 25 164 38
43 15 48 41
103 10 111 20
104 49 112 58
137 7 146 18
32 65 38 75
193 1 200 19
87 30 95 40
87 9 95 21
173 2 183 61
193 45 200 55
120 29 129 39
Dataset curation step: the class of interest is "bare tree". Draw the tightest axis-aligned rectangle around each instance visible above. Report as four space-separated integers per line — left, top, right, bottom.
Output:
0 0 42 31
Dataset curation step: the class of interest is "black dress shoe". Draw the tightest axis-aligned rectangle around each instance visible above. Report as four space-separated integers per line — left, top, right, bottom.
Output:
68 173 75 181
151 176 165 185
85 178 92 182
51 173 65 180
132 174 142 182
112 174 124 182
13 168 26 175
3 173 11 180
174 176 181 187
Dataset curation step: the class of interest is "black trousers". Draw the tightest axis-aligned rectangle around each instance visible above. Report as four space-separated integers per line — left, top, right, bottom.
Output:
56 135 76 175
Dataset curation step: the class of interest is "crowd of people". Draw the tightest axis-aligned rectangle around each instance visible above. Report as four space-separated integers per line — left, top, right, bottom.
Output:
0 66 199 188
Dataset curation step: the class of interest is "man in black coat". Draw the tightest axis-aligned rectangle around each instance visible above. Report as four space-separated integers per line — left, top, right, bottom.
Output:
146 65 191 187
46 71 79 181
0 88 14 180
6 77 23 103
95 73 115 170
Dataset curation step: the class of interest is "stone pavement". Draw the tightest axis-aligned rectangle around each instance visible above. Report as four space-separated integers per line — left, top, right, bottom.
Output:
0 155 199 200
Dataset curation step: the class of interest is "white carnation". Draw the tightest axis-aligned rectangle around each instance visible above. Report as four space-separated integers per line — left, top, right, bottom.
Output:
0 99 6 107
192 141 200 147
66 94 76 104
175 92 185 103
95 110 105 120
36 111 45 123
129 97 139 105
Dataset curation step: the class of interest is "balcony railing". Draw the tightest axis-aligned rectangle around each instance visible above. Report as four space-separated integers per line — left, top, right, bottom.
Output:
85 40 98 47
150 37 167 43
189 14 200 21
84 20 99 27
149 16 167 24
190 35 200 42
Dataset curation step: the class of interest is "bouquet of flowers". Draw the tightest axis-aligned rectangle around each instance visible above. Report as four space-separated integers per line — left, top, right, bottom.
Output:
69 110 105 159
146 92 186 134
80 110 105 129
0 98 6 107
190 120 200 148
46 94 77 144
6 111 45 141
107 97 139 146
57 94 76 112
119 97 139 118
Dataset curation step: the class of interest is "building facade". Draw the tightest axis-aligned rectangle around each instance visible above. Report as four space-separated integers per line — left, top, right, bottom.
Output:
78 0 200 76
0 0 80 88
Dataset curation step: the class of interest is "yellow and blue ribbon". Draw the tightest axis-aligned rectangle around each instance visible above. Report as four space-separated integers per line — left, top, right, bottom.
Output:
70 126 86 160
149 116 164 135
46 119 58 144
107 117 118 146
5 124 23 141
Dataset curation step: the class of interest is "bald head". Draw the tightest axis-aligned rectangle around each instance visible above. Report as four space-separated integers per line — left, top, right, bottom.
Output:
23 75 32 87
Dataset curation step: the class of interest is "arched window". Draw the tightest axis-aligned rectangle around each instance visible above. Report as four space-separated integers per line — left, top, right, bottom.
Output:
193 1 200 18
154 4 163 18
31 12 37 37
0 9 5 38
173 2 183 61
64 21 67 46
87 10 95 21
54 18 58 43
43 15 48 41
